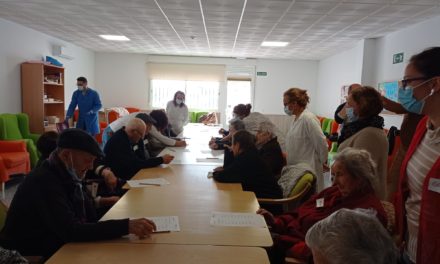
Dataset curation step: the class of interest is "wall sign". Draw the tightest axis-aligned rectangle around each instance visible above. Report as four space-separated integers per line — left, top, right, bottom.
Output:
393 52 404 64
256 71 267 76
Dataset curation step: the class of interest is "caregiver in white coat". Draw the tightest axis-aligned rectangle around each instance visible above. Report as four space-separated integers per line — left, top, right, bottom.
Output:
166 91 189 135
283 87 328 192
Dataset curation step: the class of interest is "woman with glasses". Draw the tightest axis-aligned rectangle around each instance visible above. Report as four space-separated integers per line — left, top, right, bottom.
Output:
395 47 440 264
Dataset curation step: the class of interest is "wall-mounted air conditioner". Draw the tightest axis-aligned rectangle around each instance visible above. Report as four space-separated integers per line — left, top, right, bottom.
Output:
52 45 74 60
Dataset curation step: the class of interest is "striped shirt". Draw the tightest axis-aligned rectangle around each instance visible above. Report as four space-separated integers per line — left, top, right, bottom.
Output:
405 121 440 262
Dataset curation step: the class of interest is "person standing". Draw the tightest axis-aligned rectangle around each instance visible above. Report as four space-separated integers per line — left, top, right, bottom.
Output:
166 91 189 136
66 77 102 136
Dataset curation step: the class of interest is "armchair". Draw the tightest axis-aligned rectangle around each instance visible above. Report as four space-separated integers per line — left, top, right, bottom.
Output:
0 113 39 168
0 140 30 199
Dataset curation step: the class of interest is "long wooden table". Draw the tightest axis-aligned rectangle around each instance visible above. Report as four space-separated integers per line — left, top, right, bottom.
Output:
100 187 272 247
123 164 242 191
46 243 270 264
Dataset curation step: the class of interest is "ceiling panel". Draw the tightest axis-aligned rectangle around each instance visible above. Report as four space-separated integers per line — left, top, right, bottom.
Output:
0 0 438 59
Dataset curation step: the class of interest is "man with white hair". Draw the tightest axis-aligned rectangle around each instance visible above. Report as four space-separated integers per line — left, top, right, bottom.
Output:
104 118 174 180
306 208 398 264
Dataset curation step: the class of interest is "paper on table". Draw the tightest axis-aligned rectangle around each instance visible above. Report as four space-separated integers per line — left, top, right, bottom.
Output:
200 149 213 154
196 157 222 163
147 216 180 232
207 171 214 178
210 212 267 228
127 178 170 187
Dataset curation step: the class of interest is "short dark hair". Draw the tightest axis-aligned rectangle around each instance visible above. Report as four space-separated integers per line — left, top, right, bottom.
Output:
149 109 169 130
410 47 440 78
350 86 383 118
233 104 252 117
36 131 59 159
232 130 256 152
77 76 88 83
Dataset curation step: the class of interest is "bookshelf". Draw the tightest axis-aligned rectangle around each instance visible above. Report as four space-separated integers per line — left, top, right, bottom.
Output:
21 62 65 133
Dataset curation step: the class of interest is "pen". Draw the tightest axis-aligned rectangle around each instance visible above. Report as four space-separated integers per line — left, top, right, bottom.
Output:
139 183 161 186
153 230 171 234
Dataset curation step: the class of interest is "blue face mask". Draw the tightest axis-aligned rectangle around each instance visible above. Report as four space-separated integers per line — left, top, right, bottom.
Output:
397 79 433 114
284 105 293 116
345 107 358 123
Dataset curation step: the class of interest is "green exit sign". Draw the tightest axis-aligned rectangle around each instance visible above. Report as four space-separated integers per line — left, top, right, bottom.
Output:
257 71 267 76
393 52 404 64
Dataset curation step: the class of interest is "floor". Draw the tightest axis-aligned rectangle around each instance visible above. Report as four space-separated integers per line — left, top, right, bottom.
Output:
1 175 25 206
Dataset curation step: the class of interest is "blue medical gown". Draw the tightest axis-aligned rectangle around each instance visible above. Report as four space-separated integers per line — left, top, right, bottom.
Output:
66 88 102 136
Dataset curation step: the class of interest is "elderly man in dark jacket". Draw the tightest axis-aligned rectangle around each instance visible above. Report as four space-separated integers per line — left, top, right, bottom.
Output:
0 129 156 259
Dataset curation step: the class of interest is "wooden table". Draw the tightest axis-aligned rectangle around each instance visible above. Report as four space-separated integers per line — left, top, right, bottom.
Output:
123 164 242 191
46 243 270 264
100 188 272 247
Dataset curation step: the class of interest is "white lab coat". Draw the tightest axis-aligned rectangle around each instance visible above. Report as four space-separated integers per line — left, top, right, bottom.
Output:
166 101 189 135
242 112 286 151
285 109 328 192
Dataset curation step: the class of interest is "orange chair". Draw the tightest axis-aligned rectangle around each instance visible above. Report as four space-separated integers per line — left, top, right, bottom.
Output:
0 140 30 198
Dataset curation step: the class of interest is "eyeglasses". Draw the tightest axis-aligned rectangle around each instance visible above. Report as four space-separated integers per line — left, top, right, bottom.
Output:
400 77 427 89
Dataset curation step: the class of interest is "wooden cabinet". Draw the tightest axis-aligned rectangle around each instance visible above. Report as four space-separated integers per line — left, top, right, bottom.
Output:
21 62 65 133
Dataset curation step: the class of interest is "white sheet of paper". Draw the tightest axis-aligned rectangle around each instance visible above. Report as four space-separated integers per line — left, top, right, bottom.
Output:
127 178 170 187
147 216 180 232
200 149 213 154
207 171 214 178
196 157 222 163
210 212 267 228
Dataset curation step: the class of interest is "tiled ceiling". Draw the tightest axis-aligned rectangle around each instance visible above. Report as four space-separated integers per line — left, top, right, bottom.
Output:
0 0 439 59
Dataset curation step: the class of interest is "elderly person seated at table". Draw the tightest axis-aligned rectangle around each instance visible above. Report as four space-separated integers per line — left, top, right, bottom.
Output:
305 208 398 264
104 118 174 181
256 121 284 179
213 130 282 202
257 147 387 264
209 119 245 150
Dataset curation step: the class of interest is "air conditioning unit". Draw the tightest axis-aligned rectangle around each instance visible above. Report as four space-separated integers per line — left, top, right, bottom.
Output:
52 45 74 60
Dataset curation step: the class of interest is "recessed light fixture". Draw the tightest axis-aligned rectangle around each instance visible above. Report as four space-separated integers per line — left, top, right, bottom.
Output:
99 35 130 41
261 41 289 47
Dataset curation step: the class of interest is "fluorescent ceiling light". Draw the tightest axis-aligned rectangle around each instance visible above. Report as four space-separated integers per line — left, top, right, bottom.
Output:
261 41 289 47
99 35 130 41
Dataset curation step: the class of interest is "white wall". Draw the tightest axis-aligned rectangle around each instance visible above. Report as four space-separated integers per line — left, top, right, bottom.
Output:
0 18 95 114
315 40 365 118
255 59 318 114
95 53 319 120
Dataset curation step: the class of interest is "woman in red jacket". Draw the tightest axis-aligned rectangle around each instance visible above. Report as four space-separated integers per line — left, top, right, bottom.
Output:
258 147 386 263
395 47 440 264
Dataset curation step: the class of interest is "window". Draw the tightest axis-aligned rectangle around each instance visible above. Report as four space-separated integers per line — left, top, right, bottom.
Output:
225 80 252 121
150 79 219 110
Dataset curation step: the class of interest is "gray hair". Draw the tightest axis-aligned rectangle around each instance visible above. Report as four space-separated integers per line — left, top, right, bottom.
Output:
258 121 275 138
333 147 378 191
305 208 398 264
229 118 245 131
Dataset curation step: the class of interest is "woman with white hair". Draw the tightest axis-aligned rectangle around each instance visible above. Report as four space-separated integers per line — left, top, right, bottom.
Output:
305 208 398 264
257 147 387 264
256 121 285 179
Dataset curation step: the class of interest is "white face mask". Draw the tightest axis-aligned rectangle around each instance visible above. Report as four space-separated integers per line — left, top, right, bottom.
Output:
67 153 81 181
77 85 84 91
176 99 184 105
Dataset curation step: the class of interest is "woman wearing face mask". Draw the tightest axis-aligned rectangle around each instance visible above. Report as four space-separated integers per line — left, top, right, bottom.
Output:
166 91 189 136
232 104 285 151
283 88 328 192
395 47 440 264
337 86 388 200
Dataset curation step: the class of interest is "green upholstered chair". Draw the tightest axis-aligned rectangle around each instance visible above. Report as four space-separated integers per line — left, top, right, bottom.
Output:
195 112 209 123
0 113 40 168
258 173 314 213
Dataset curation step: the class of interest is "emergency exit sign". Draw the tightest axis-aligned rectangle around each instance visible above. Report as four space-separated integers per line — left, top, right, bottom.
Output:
257 71 267 76
393 52 404 64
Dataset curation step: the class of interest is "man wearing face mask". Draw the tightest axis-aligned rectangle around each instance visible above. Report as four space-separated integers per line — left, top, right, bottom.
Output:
166 91 189 136
65 76 102 136
104 118 174 181
0 129 157 260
